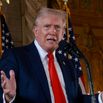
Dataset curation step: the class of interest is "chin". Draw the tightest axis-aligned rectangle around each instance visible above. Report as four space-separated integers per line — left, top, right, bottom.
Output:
46 47 55 52
46 43 58 51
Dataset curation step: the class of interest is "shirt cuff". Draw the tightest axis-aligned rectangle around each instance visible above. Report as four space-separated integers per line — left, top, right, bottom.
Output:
3 93 16 103
98 92 102 103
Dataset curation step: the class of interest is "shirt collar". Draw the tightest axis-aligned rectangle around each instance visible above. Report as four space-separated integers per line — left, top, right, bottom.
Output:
34 40 56 61
34 40 48 61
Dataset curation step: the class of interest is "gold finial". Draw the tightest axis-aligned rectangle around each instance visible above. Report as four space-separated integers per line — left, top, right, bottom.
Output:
0 0 11 12
0 0 10 6
6 0 10 4
63 0 70 15
63 0 68 5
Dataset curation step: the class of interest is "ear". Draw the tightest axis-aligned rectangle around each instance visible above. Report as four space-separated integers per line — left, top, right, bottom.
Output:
33 26 38 36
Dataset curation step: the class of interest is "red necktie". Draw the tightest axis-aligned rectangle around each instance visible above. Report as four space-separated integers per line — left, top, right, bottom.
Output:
48 53 66 103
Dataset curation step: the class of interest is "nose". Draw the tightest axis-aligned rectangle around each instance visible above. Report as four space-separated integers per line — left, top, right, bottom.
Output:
49 26 57 34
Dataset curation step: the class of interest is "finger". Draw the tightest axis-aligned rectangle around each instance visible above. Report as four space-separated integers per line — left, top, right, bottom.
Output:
9 70 16 82
1 71 7 83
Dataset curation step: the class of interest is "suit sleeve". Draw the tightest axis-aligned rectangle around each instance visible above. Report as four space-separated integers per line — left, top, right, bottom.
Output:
0 49 18 103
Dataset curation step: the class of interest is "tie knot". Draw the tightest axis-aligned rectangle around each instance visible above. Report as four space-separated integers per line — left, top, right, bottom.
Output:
48 52 54 60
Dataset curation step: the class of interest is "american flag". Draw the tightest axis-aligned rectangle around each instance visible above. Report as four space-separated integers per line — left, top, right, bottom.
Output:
56 15 86 94
0 14 13 54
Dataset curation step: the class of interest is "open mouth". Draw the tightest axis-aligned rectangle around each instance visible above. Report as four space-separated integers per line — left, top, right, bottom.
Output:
47 38 56 42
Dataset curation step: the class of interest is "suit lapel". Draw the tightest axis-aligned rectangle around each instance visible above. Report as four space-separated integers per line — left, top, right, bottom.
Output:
25 42 51 103
56 52 77 103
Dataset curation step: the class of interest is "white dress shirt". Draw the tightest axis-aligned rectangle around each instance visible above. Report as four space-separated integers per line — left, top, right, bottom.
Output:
35 40 68 103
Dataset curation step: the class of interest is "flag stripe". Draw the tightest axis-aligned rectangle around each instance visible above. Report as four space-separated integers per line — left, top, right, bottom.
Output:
68 15 86 94
79 77 86 94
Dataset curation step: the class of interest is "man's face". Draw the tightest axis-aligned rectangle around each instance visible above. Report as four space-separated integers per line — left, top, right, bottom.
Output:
33 14 65 52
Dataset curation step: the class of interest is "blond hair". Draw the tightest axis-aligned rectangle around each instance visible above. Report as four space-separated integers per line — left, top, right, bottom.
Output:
34 7 66 26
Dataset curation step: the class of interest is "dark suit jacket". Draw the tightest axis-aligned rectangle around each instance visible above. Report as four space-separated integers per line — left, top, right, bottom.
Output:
0 42 99 103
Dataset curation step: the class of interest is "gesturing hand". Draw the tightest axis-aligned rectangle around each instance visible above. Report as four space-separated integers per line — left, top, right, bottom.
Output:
1 70 16 102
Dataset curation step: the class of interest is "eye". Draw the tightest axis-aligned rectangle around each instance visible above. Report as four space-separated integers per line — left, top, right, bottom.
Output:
55 25 61 31
44 24 50 30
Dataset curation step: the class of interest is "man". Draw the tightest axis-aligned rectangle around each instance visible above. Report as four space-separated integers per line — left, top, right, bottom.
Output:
0 7 103 103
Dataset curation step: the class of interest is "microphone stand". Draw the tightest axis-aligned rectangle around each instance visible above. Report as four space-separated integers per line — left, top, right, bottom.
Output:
70 43 97 103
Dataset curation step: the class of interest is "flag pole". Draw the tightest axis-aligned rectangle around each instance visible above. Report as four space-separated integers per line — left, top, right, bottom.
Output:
63 0 70 43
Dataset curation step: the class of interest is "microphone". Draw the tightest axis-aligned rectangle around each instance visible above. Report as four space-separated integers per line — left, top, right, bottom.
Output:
59 40 96 103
